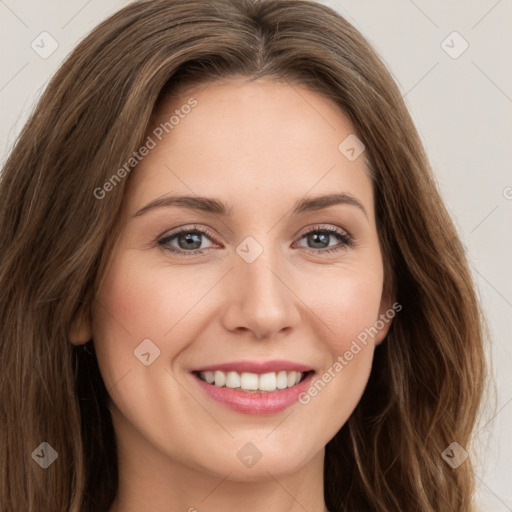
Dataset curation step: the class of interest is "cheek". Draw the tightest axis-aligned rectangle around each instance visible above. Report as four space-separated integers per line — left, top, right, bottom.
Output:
91 253 187 389
296 279 381 438
296 262 384 409
320 282 379 385
306 263 384 355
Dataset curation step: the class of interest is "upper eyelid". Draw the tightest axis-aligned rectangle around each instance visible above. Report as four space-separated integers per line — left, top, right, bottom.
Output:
159 225 219 244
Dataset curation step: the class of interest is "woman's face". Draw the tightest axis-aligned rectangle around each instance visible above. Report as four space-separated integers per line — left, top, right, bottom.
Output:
75 77 393 481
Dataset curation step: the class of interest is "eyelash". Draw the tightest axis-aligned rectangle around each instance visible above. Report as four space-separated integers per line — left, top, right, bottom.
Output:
157 224 354 256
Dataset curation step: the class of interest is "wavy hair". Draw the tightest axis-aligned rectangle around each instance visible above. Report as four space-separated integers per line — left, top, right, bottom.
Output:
0 0 488 510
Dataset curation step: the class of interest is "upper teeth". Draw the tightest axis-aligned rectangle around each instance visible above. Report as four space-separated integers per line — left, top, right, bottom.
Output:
199 370 304 392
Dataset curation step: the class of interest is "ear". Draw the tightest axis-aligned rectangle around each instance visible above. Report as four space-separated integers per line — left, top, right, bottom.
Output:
69 303 93 345
373 283 397 347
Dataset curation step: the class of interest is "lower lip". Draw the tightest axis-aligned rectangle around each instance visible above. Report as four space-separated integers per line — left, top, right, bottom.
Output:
192 372 315 415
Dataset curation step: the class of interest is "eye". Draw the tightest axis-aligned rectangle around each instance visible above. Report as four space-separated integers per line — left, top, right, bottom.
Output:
157 225 219 256
157 224 354 256
293 225 353 255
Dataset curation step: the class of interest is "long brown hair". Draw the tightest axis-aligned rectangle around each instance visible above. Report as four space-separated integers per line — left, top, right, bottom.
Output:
0 0 488 510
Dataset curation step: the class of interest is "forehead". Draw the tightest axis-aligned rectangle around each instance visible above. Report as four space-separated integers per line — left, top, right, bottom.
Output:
123 77 374 221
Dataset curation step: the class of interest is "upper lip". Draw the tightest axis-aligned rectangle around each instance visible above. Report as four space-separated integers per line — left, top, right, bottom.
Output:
192 360 314 374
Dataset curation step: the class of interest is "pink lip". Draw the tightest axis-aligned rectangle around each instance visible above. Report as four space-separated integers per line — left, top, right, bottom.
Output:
192 359 313 374
190 371 315 416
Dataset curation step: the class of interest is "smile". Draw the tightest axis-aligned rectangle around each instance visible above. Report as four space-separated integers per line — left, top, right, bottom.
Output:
190 361 316 415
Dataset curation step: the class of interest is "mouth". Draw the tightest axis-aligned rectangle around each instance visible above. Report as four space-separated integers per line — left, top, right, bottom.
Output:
189 361 316 415
193 369 314 393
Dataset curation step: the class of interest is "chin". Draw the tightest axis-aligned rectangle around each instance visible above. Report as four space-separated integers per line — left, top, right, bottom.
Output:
185 442 318 482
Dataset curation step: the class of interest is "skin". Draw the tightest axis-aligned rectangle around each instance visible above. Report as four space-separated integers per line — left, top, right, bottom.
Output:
70 76 393 512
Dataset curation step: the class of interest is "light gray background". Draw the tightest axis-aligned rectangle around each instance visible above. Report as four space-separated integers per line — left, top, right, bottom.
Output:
1 0 511 510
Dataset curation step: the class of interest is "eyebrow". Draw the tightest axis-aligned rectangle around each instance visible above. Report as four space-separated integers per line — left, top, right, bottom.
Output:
134 192 368 219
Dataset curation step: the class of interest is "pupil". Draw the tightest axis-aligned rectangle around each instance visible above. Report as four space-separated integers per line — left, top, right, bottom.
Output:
179 232 201 250
309 232 328 248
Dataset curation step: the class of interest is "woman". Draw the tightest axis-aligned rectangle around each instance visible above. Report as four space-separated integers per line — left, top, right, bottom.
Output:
0 0 487 511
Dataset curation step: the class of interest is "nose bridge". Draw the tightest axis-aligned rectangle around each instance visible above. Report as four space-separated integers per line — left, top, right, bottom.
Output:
222 234 300 339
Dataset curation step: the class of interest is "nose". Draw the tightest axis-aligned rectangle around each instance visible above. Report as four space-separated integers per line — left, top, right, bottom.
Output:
221 244 301 340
